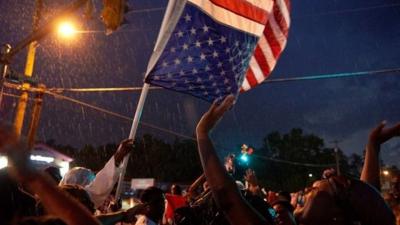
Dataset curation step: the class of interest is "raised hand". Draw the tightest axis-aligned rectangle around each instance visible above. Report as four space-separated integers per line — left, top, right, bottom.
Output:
114 138 134 166
368 121 400 148
196 94 235 136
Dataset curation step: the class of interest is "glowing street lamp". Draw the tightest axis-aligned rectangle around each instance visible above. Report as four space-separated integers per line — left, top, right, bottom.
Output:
383 170 390 176
57 21 77 38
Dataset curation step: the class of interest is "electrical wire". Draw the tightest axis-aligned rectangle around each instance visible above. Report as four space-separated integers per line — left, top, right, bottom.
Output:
43 67 400 93
262 67 400 84
253 154 336 168
48 86 162 93
2 92 22 99
43 90 196 140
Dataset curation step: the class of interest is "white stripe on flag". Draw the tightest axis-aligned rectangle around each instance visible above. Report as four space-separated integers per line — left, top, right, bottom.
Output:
276 0 290 27
249 56 266 83
268 11 286 49
258 35 277 70
241 78 251 91
188 0 266 36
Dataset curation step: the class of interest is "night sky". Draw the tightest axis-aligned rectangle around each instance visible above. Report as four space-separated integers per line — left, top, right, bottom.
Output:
0 0 399 166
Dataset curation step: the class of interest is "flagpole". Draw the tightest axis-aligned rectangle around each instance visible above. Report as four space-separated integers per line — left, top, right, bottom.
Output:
114 0 178 200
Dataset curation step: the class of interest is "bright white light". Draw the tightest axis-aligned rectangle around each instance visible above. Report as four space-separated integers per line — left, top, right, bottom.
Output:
59 161 70 177
30 155 54 163
0 156 8 169
308 173 313 178
383 170 390 176
57 21 77 38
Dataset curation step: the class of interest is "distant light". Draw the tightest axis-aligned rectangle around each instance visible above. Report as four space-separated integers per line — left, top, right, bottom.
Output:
240 154 249 162
0 156 8 169
308 173 313 178
383 170 390 176
57 21 77 38
30 155 54 163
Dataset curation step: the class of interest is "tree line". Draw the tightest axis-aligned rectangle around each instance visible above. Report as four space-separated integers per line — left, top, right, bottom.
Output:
47 128 368 192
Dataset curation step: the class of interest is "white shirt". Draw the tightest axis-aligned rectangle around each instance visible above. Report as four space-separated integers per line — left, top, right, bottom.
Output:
85 156 123 207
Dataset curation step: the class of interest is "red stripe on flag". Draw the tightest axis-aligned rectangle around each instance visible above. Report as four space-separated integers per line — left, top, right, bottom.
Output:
263 23 282 59
245 69 259 88
254 45 271 76
210 0 268 25
272 3 289 37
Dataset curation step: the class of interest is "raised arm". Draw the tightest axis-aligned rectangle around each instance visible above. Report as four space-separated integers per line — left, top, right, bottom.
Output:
0 126 100 225
196 95 269 225
360 121 400 189
86 138 133 207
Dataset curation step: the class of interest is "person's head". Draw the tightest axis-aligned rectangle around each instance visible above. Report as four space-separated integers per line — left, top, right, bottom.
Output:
294 176 395 225
59 167 95 187
224 154 235 173
322 168 337 179
36 184 95 216
0 168 37 225
43 167 62 184
60 184 95 214
171 184 182 196
270 192 296 225
140 186 165 222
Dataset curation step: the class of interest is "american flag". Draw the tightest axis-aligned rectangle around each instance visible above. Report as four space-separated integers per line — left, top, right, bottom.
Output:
145 0 290 102
242 0 291 92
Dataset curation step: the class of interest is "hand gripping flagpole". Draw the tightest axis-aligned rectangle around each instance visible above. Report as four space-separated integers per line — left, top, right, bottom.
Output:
114 0 178 200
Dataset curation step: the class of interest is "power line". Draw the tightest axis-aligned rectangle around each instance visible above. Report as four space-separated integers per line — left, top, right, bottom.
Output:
48 86 162 93
263 67 400 84
3 86 336 168
42 67 400 93
253 154 336 168
129 7 164 13
43 90 196 140
2 92 22 98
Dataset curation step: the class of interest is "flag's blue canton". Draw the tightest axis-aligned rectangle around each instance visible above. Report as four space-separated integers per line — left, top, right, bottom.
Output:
146 3 259 102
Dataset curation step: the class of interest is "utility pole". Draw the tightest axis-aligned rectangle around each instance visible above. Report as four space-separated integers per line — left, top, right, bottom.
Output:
27 84 45 148
332 140 341 175
13 0 43 137
0 44 12 108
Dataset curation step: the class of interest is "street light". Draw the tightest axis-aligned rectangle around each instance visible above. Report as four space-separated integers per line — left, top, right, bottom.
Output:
383 170 390 176
57 21 77 38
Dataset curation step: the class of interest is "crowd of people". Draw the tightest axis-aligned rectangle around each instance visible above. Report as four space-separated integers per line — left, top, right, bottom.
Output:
0 95 400 225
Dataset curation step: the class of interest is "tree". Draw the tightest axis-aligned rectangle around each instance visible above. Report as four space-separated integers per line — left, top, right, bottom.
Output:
253 129 343 192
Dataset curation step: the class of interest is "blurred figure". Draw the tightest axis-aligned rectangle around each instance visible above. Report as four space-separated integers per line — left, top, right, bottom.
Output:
165 184 187 224
195 95 272 225
60 139 134 208
171 184 183 196
270 191 297 225
136 186 165 225
0 124 100 225
0 168 37 224
44 166 62 184
294 176 395 225
321 168 336 180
